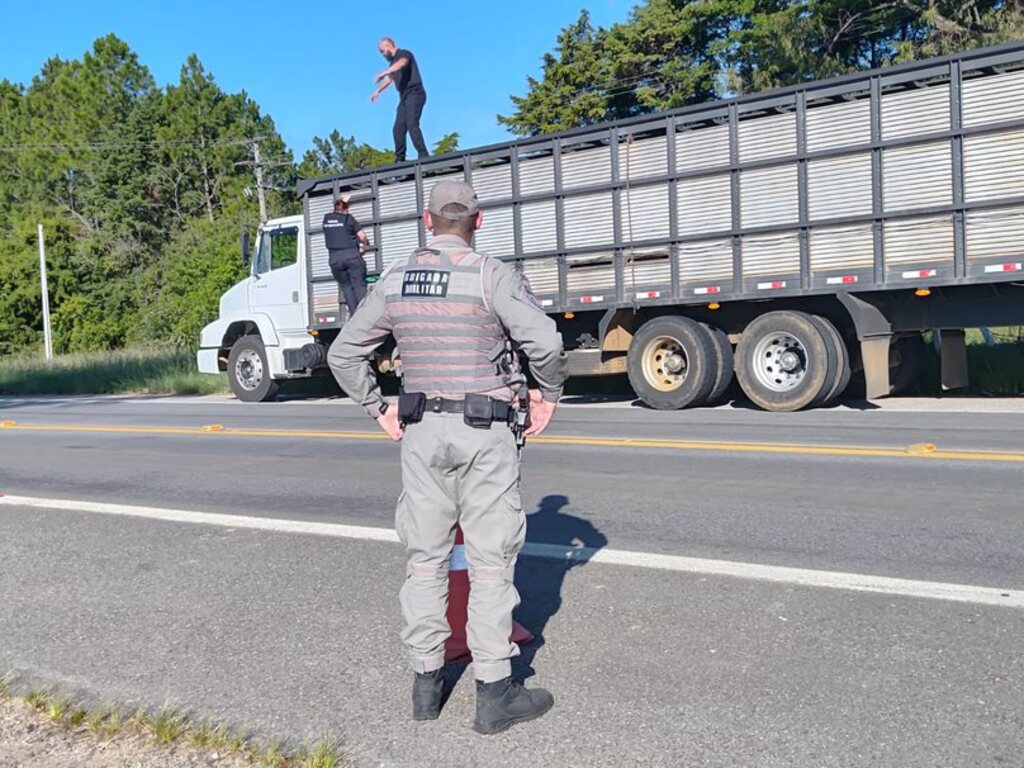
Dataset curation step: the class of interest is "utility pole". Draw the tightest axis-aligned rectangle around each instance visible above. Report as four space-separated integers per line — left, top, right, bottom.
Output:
239 136 290 223
252 138 268 224
37 224 53 361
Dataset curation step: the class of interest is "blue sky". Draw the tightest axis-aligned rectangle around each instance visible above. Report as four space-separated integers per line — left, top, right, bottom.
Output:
4 0 632 160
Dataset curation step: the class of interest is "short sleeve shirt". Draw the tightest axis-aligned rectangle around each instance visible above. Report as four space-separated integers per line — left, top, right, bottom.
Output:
390 48 423 94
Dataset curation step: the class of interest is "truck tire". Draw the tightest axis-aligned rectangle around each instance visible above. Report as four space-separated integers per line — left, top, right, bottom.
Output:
702 323 735 405
227 335 280 403
627 316 717 410
735 311 833 411
807 315 850 407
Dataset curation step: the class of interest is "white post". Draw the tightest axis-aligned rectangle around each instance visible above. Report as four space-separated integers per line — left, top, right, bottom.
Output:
37 223 53 361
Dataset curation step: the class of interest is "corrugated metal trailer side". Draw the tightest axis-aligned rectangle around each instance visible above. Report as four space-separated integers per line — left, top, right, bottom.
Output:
297 42 1024 411
301 41 1024 326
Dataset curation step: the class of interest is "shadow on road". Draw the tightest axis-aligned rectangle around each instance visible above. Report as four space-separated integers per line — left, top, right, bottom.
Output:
513 493 608 680
440 494 607 696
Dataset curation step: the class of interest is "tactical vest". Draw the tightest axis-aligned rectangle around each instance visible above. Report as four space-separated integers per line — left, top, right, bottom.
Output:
384 246 512 400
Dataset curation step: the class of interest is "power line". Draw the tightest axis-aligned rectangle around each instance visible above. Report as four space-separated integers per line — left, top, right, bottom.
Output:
519 70 685 107
572 72 661 94
0 136 256 153
522 71 664 102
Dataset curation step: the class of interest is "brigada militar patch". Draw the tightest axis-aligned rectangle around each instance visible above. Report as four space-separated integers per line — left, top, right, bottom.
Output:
402 269 450 297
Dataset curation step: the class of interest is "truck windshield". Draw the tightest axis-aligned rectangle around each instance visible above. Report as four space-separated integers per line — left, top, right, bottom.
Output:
255 227 299 274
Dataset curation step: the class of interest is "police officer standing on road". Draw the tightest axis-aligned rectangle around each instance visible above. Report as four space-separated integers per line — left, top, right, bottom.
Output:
371 37 429 162
328 179 567 734
323 194 369 315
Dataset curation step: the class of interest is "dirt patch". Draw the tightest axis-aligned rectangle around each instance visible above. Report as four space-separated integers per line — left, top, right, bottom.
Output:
0 697 252 768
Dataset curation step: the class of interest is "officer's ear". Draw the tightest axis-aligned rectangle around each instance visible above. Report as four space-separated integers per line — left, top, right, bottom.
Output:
423 209 434 232
473 210 483 231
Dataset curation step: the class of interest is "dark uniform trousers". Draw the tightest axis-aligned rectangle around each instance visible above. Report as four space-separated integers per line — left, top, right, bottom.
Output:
394 85 428 162
329 248 367 313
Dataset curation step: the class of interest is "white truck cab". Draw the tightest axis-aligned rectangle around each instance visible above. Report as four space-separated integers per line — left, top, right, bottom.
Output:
197 215 323 401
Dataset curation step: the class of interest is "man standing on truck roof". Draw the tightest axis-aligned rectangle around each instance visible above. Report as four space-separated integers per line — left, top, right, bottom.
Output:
323 194 369 315
372 37 429 163
327 179 567 734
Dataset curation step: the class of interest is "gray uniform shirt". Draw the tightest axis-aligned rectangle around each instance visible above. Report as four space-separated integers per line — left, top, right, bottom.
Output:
328 234 568 417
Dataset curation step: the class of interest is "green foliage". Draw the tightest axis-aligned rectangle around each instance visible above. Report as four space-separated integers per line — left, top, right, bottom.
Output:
0 35 291 357
502 0 1024 137
0 230 43 355
498 10 611 135
298 130 396 178
432 131 460 156
912 331 1024 396
298 129 460 178
135 216 248 346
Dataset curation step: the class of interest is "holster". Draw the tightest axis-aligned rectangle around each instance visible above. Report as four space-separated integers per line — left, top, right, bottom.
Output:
398 391 426 425
463 393 493 429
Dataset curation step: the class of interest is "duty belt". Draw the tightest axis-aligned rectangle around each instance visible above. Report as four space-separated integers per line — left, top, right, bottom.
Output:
425 396 513 422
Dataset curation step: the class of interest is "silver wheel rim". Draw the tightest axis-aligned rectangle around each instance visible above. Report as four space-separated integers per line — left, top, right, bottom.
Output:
234 349 264 391
641 335 688 392
751 332 808 392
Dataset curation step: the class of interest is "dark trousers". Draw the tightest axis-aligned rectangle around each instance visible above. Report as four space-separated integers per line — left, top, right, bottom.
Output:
394 86 428 162
329 249 367 314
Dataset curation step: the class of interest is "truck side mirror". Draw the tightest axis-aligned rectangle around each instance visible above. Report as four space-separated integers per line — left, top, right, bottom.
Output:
241 230 250 264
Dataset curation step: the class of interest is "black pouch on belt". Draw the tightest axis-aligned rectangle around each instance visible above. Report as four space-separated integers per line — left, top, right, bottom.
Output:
463 394 493 429
398 392 426 424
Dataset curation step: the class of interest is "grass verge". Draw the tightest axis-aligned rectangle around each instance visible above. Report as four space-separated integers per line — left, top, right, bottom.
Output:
0 346 230 396
912 332 1024 396
0 674 347 767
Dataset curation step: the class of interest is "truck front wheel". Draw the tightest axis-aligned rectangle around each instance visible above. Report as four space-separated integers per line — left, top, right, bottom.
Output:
227 335 280 403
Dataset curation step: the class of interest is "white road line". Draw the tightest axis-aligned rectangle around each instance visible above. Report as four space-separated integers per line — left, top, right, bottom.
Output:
3 493 1023 609
0 494 399 544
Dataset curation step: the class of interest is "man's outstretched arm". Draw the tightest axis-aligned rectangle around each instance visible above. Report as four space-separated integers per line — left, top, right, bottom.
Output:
370 76 394 102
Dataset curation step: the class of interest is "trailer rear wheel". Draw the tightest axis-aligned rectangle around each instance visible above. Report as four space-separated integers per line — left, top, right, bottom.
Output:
702 323 735 405
808 315 851 407
735 311 833 411
228 335 280 403
627 316 717 410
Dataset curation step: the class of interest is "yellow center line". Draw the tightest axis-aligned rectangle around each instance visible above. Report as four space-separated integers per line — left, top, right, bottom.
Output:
2 421 1024 463
0 423 391 440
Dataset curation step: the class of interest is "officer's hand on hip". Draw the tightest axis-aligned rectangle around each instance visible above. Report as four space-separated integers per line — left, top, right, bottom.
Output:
376 406 404 441
524 389 556 437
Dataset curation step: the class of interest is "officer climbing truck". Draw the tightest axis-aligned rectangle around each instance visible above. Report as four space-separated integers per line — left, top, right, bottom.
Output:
198 42 1024 410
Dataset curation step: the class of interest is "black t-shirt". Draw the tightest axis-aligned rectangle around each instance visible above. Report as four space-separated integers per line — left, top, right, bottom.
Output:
389 48 423 95
323 212 361 251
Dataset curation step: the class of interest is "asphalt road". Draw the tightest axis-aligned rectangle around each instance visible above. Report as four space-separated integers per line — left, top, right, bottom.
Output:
1 395 1023 766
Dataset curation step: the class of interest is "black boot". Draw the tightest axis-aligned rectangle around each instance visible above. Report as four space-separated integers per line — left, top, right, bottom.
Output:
412 669 444 721
473 677 554 734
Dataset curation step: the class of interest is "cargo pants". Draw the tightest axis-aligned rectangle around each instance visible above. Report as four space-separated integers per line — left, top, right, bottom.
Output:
396 411 526 683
